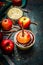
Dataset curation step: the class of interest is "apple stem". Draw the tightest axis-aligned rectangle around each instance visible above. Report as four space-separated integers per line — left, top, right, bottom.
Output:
22 22 24 37
31 22 38 25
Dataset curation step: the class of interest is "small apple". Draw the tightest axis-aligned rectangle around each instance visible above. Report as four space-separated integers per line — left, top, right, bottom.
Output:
12 0 22 6
1 18 13 31
1 39 14 53
18 17 31 28
0 32 3 42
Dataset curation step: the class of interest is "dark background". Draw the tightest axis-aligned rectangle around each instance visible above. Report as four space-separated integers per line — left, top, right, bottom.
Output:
0 0 43 65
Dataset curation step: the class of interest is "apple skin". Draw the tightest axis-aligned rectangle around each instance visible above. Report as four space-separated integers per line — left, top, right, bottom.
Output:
1 39 14 54
12 0 22 6
1 18 13 31
18 17 31 28
0 32 3 42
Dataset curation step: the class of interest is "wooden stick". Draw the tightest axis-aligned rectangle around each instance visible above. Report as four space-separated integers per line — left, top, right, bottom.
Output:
22 22 24 37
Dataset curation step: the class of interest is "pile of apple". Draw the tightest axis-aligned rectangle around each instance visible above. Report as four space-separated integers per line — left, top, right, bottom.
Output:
0 15 37 54
0 18 14 54
1 17 36 30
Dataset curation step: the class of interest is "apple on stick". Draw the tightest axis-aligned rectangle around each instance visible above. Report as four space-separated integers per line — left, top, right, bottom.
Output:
16 22 31 44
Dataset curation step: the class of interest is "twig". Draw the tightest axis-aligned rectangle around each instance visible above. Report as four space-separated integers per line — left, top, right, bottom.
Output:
12 25 20 30
2 30 18 33
22 9 31 13
3 33 10 36
31 22 38 25
7 33 12 39
3 55 15 65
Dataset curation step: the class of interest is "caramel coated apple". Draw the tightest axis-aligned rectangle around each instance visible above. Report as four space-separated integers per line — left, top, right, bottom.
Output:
16 30 31 44
14 30 35 50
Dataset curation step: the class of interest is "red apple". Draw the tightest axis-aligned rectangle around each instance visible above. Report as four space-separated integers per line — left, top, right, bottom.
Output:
1 39 14 53
1 18 13 31
0 2 4 6
12 0 22 6
0 32 3 42
18 17 31 28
